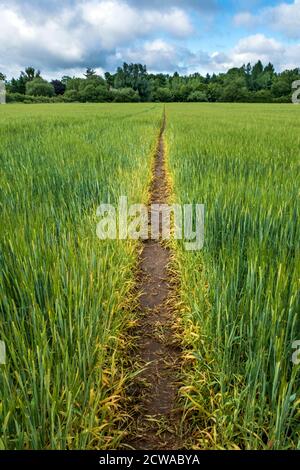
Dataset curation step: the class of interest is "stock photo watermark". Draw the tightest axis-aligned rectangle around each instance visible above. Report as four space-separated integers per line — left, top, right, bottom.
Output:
292 340 300 365
96 196 204 251
0 80 6 104
292 80 300 104
0 341 6 365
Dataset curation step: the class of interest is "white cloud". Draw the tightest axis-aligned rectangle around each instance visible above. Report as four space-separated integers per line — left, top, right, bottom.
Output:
233 34 284 62
80 1 192 48
234 12 256 29
1 0 300 79
234 0 300 39
0 5 86 72
114 39 194 72
183 34 300 75
207 34 300 73
0 0 192 76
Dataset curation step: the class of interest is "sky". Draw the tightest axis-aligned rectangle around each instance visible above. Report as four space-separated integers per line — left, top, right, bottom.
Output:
0 0 300 80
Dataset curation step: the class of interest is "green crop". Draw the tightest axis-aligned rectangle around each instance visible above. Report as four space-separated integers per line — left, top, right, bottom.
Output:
0 103 162 449
166 103 300 449
1 102 299 450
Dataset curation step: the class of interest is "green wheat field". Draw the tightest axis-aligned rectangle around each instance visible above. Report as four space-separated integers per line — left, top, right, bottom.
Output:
0 103 299 450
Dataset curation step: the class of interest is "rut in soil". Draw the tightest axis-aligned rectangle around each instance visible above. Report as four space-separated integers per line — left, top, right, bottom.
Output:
125 109 182 450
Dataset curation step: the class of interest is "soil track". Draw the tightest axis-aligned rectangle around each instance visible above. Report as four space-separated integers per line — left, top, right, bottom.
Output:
126 109 182 450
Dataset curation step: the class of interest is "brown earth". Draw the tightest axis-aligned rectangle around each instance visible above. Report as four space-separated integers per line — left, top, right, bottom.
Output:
125 110 183 450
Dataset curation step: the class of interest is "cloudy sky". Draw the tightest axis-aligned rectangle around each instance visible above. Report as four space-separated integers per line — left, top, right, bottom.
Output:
0 0 300 79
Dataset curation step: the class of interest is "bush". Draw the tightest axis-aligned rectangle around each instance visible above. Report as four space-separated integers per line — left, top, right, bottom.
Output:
272 95 291 103
26 78 55 97
51 80 66 95
6 93 26 103
6 93 64 104
63 90 80 102
155 87 173 102
187 91 208 102
112 88 140 102
221 80 250 102
252 90 273 103
79 84 112 102
24 95 52 103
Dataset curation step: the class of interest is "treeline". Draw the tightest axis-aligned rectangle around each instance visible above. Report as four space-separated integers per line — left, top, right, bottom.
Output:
1 61 299 104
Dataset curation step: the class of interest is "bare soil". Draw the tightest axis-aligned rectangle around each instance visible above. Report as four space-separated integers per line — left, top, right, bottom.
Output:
125 111 182 450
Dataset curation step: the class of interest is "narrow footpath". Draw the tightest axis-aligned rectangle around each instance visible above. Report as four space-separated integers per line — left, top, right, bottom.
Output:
126 110 182 450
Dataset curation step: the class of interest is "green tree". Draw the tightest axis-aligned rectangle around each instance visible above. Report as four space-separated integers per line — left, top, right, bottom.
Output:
63 89 80 102
207 82 222 102
104 72 114 87
112 87 140 102
187 90 208 102
271 77 291 98
8 67 40 94
84 68 97 78
271 69 300 99
51 80 66 95
221 77 249 102
253 89 273 102
4 60 300 104
251 60 264 90
65 77 85 91
80 84 111 102
61 76 72 86
264 62 275 75
26 78 55 97
155 87 173 102
22 67 40 81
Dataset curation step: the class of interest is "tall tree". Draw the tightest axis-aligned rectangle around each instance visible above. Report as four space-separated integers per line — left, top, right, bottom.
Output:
22 67 40 81
51 80 66 95
84 68 97 78
26 77 55 97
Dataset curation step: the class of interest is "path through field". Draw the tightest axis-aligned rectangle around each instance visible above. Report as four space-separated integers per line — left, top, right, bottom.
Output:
126 110 182 450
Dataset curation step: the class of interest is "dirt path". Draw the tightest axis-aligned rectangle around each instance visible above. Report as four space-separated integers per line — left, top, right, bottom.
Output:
125 109 182 450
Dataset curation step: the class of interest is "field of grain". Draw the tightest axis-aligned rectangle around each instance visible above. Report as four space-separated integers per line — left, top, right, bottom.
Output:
167 103 300 449
0 103 162 449
0 102 299 450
